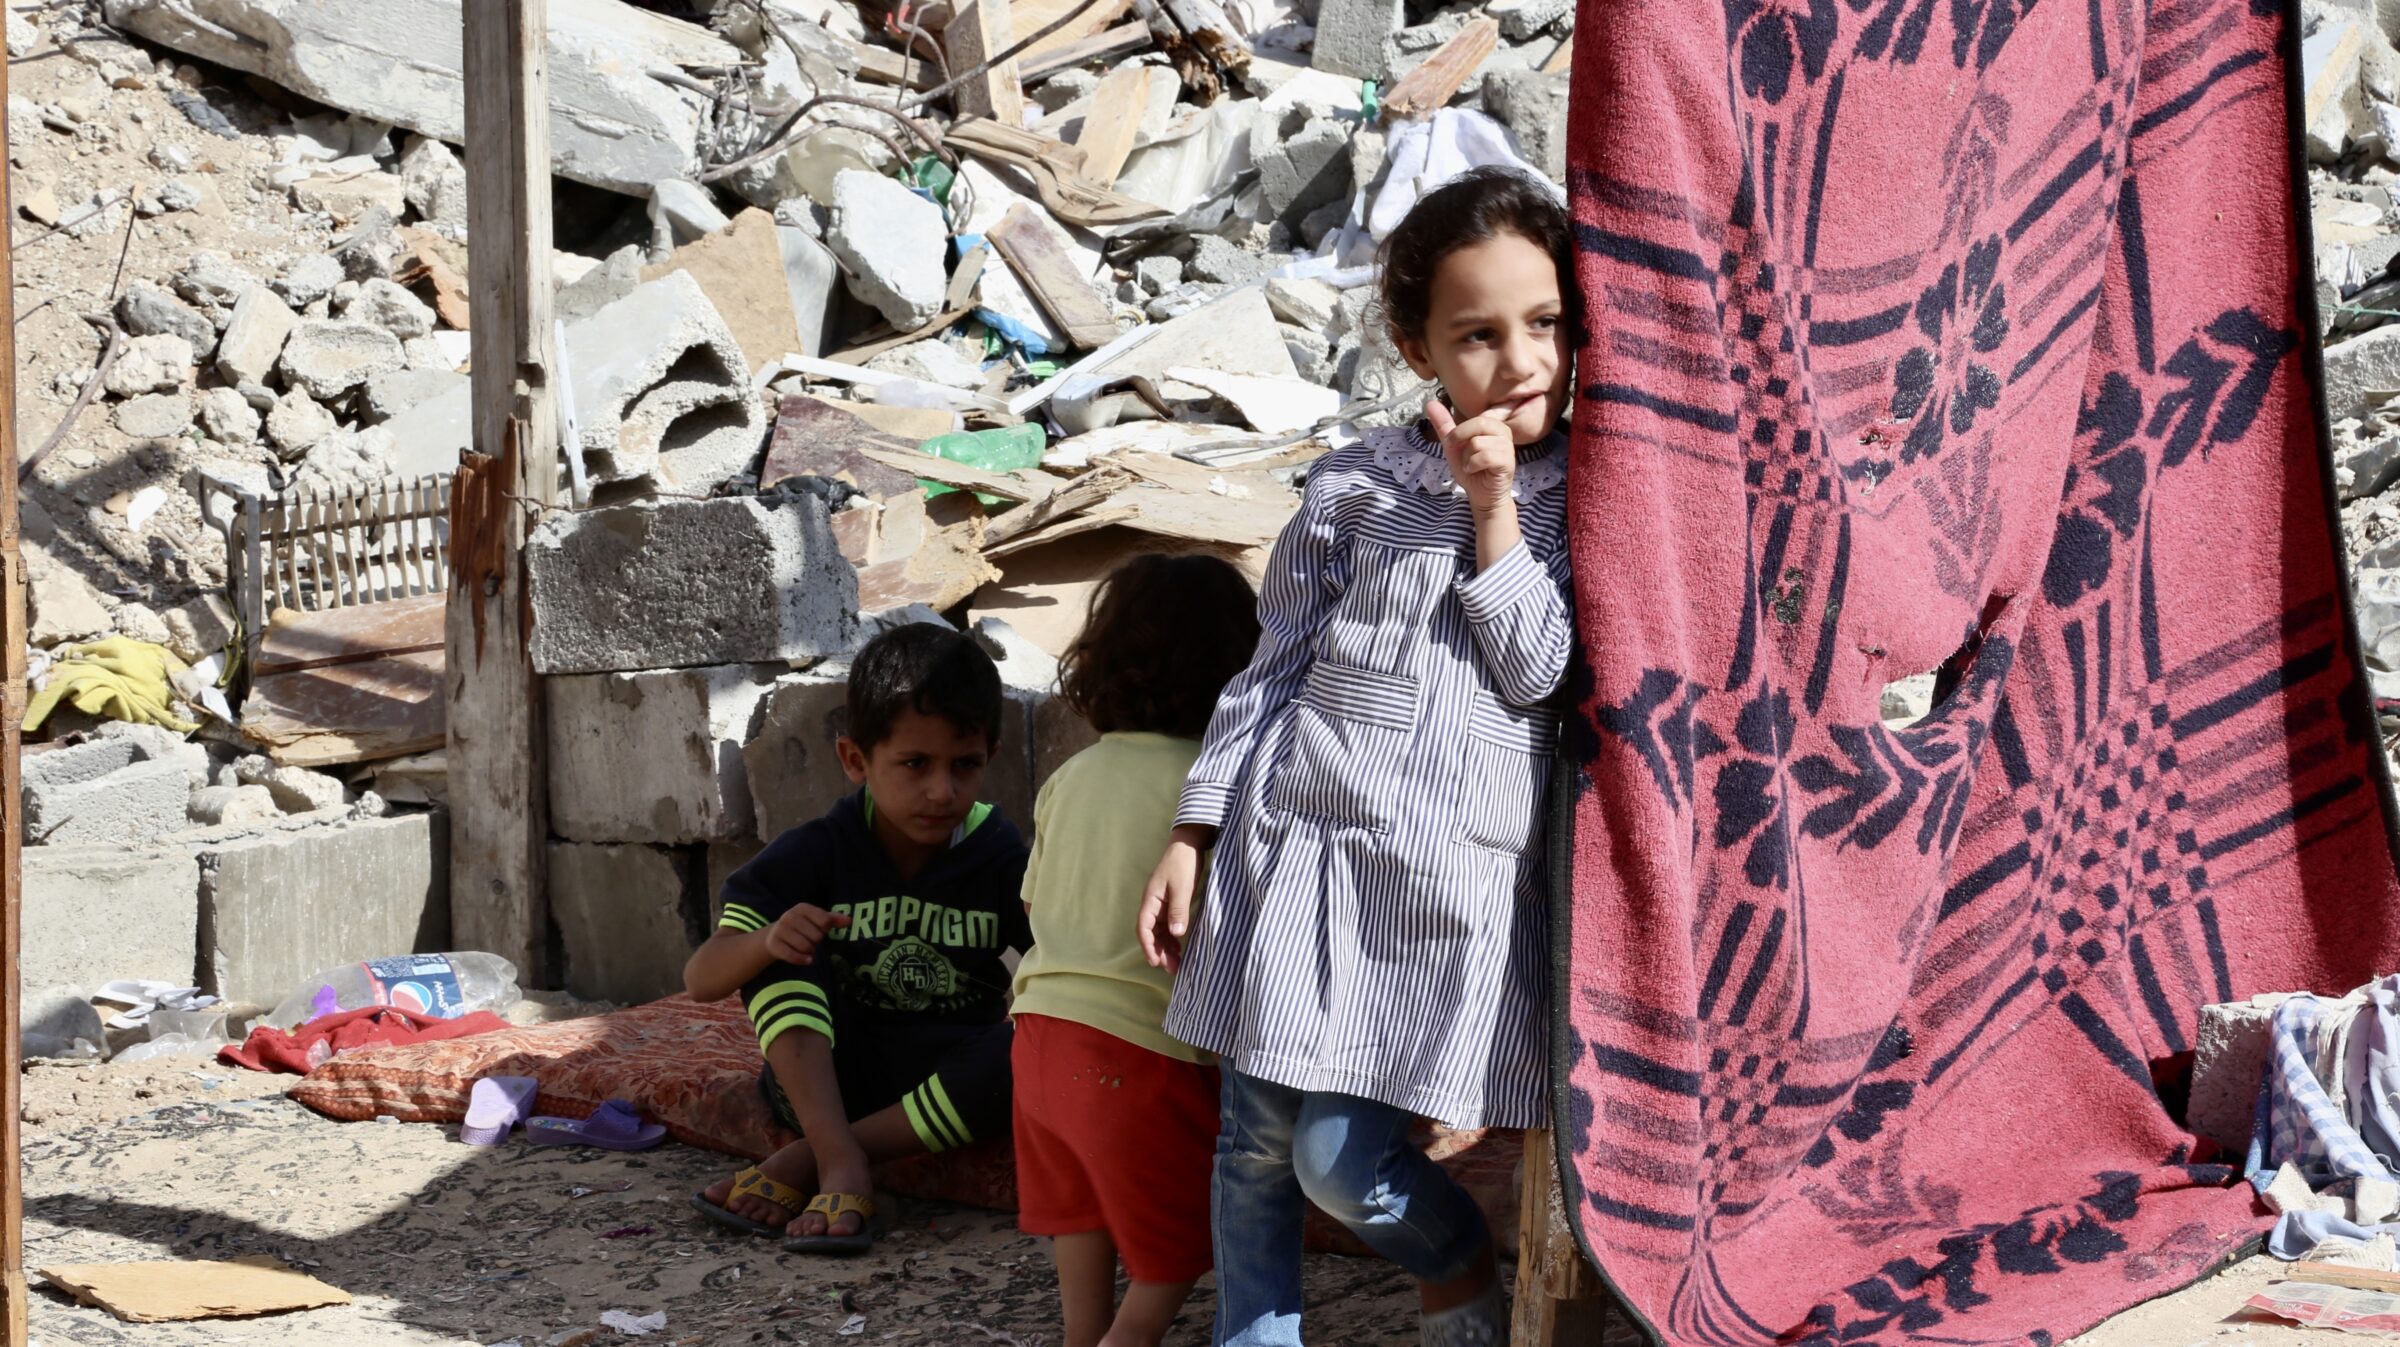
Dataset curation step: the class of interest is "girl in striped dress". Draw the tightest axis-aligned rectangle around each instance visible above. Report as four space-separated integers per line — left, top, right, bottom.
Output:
1138 166 1576 1347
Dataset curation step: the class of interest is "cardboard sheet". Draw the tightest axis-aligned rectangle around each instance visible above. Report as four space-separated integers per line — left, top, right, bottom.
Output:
39 1256 351 1322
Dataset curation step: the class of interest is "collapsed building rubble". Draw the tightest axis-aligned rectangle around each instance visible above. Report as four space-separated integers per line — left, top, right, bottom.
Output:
6 0 1571 1007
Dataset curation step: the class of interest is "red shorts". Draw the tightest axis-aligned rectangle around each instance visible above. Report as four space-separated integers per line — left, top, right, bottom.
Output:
1011 1013 1219 1282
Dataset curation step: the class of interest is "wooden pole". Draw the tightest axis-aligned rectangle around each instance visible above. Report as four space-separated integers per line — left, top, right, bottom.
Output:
1511 1127 1613 1345
0 52 26 1347
448 0 560 984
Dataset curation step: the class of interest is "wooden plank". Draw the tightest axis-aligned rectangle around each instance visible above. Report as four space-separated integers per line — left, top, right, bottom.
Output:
982 464 1136 548
1012 0 1134 60
852 40 940 91
944 0 1025 127
1068 62 1148 188
1539 34 1571 75
2287 1262 2400 1293
1382 17 1500 122
1021 20 1149 80
987 201 1119 350
0 61 27 1347
1511 1128 1613 1345
449 0 561 984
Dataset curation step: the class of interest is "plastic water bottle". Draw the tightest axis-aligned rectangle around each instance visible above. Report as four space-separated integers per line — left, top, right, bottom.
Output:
263 953 522 1032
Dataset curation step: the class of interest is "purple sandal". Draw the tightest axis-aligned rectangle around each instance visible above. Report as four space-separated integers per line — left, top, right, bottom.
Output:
459 1075 539 1147
524 1099 666 1152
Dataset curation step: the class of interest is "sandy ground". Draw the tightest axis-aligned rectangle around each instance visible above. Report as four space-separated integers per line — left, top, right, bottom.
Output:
15 1048 2365 1347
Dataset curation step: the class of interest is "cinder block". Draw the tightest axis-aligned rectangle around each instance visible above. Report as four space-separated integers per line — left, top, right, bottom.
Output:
549 841 706 1005
25 758 193 848
2189 995 2290 1153
527 493 858 675
197 812 450 1004
23 846 201 990
547 664 783 843
1312 0 1402 79
742 667 853 841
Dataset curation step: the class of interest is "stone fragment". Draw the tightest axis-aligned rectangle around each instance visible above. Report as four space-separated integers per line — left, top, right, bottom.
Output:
2338 425 2400 502
26 548 112 647
293 170 408 222
1487 0 1570 38
865 339 986 390
273 253 344 308
332 207 400 281
104 0 744 196
1254 113 1350 223
153 177 203 213
1135 255 1184 297
1185 234 1270 286
548 841 705 1004
649 178 731 251
2324 324 2400 421
278 318 405 399
2188 996 2288 1153
399 135 468 230
103 333 194 398
189 784 279 827
825 169 947 331
1265 276 1341 332
234 754 350 813
2307 14 2371 163
1484 68 1568 184
1282 323 1334 384
340 277 437 339
6 9 38 58
215 286 301 387
547 664 781 843
290 426 394 493
266 389 338 457
173 249 250 318
164 592 238 663
114 392 193 440
197 386 262 445
116 281 216 354
1314 0 1402 79
112 602 175 647
527 493 859 675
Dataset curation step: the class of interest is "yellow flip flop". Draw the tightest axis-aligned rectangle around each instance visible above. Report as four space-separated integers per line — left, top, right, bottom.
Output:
783 1192 877 1256
691 1166 808 1238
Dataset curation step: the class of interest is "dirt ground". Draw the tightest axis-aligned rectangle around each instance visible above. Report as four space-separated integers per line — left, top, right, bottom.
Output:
10 1044 2357 1347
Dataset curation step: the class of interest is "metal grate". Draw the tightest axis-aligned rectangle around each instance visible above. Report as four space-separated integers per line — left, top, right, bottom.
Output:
195 470 454 670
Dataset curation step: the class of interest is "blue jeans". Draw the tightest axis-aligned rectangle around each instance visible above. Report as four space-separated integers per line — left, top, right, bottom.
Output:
1211 1069 1490 1347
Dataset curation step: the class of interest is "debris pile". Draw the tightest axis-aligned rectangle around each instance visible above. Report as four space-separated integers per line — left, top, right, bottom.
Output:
2307 0 2400 771
5 0 1569 999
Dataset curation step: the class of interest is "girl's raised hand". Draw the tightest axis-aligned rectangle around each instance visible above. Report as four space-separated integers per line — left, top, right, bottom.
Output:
1426 399 1516 517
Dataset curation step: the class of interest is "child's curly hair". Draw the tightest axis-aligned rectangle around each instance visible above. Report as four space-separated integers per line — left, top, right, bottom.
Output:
1377 165 1578 347
1058 552 1261 738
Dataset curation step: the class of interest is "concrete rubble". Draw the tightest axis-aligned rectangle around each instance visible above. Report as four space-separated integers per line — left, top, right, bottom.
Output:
11 0 1573 1021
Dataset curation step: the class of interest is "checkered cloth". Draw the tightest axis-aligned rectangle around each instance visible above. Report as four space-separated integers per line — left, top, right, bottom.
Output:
2246 978 2400 1243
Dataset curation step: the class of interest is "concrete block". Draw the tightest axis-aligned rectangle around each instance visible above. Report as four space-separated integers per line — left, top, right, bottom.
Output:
266 390 337 457
827 169 947 332
278 318 405 399
1313 0 1402 79
2189 995 2289 1153
741 668 852 841
25 758 193 848
548 841 705 1005
547 663 782 843
1484 68 1568 184
196 811 450 1004
387 269 766 493
274 254 345 309
1255 113 1351 224
103 0 741 198
215 287 300 387
527 493 858 675
104 333 194 398
2325 325 2400 421
23 845 200 991
359 367 467 424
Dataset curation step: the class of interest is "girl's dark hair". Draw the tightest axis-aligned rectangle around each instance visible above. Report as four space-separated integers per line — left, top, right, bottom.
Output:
1058 552 1261 738
1377 165 1576 345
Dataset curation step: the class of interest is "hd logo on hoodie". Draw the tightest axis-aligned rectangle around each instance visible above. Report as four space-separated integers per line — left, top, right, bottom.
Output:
828 894 1000 1013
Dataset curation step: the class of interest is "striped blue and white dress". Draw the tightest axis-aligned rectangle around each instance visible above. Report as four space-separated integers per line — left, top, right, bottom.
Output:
1166 423 1572 1129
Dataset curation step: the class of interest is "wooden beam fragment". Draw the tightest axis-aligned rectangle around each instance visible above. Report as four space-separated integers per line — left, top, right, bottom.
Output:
1070 64 1149 188
987 202 1119 350
1539 34 1572 74
1382 17 1501 122
1022 20 1151 79
1511 1127 1614 1345
944 0 1027 127
449 0 562 984
0 56 27 1347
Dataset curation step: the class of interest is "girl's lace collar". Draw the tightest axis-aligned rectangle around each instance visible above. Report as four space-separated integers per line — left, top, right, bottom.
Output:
1371 423 1569 501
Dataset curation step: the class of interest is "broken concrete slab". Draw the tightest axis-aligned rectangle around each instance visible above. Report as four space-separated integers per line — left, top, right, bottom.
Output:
527 493 859 675
548 841 704 1005
1483 67 1567 183
387 269 766 492
104 333 195 398
2324 324 2400 421
1091 286 1301 399
25 756 194 849
23 845 199 992
1314 0 1402 79
827 169 948 332
115 392 194 441
189 784 281 827
547 664 782 844
360 367 468 424
2189 995 2288 1153
342 277 437 340
25 548 113 648
196 811 449 1004
102 0 741 197
741 667 852 841
279 319 405 399
117 281 216 355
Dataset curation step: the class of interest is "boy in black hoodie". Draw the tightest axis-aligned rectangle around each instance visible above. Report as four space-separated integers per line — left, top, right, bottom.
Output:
688 624 1031 1253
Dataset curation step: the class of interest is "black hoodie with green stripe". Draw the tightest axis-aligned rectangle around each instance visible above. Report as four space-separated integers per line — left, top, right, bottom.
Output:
720 789 1032 1056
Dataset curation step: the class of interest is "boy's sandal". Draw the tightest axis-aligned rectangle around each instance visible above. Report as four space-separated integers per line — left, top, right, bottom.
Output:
781 1192 877 1256
691 1166 808 1238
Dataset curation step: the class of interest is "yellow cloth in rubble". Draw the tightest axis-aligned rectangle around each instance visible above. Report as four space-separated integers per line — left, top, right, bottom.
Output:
25 637 198 733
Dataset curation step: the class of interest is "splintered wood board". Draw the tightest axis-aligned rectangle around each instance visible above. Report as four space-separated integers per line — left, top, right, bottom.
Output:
986 202 1119 350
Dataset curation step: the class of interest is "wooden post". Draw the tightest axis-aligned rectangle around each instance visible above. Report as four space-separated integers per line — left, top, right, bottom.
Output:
448 0 560 983
1512 1128 1615 1345
945 0 1027 127
0 54 27 1347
